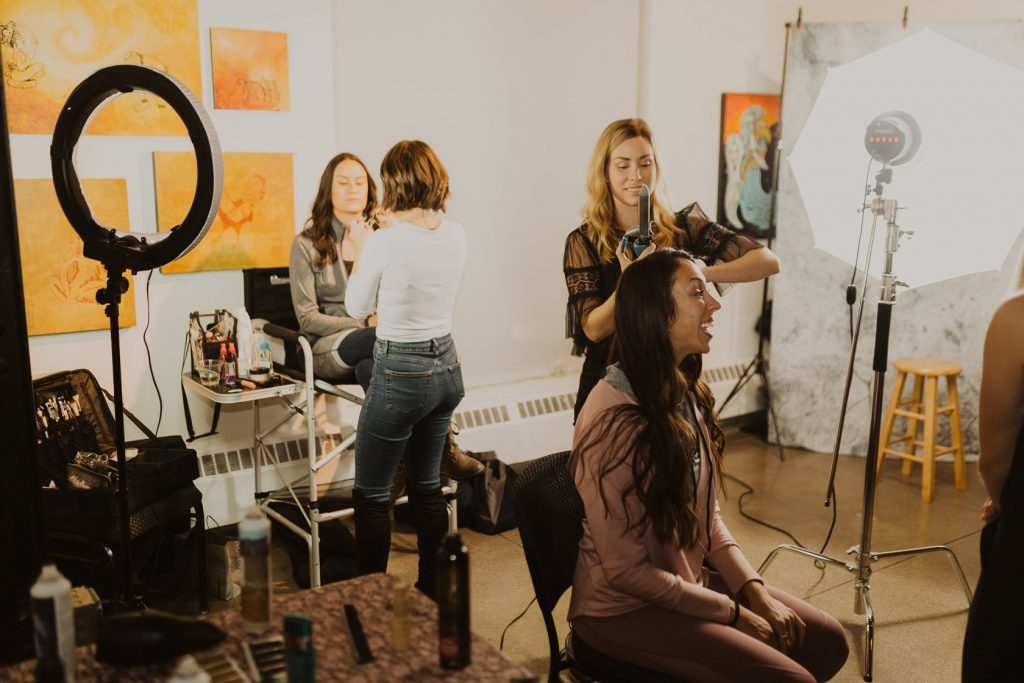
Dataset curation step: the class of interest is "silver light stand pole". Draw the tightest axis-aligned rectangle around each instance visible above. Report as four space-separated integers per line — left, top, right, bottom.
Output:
757 191 974 682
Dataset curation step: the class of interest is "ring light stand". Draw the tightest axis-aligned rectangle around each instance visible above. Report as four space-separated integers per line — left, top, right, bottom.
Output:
51 64 222 603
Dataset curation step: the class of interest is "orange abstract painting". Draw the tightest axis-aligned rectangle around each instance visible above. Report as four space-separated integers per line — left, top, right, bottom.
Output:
16 179 136 335
0 0 202 135
210 27 289 111
155 151 295 274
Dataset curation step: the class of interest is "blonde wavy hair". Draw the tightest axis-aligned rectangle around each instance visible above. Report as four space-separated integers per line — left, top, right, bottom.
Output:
583 118 685 262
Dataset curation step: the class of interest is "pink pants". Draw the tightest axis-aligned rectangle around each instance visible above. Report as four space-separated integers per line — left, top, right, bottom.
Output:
572 576 849 682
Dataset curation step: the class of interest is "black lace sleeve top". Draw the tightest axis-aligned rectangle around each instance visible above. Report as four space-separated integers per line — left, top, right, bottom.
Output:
562 202 764 356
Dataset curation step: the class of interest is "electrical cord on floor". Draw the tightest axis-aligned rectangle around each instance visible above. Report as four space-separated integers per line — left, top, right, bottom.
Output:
818 483 839 556
725 473 804 548
726 471 837 570
143 269 163 435
499 596 536 651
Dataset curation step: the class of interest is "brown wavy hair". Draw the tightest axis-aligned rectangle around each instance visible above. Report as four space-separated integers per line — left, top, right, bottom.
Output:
301 152 377 267
576 249 725 546
379 140 450 212
582 118 686 262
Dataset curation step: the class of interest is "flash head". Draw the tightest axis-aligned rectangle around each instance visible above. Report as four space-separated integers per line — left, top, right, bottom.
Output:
864 111 920 166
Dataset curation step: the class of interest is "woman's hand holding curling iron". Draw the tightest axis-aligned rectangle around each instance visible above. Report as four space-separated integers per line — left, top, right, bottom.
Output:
616 241 656 273
741 580 806 655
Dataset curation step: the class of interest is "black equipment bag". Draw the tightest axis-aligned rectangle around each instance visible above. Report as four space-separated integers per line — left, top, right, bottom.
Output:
458 452 521 535
32 369 200 537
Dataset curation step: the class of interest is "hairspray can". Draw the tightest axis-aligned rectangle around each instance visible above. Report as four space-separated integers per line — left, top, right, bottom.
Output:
239 507 272 634
437 533 470 670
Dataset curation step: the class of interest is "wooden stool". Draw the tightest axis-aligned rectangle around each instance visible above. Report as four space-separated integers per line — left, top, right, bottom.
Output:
876 357 967 503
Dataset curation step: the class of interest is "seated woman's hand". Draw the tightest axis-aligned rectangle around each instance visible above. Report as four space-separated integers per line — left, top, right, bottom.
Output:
743 582 806 654
350 217 374 249
734 605 776 648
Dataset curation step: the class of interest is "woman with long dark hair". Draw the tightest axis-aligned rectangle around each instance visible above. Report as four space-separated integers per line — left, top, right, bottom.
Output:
569 249 848 681
289 152 378 388
564 118 779 418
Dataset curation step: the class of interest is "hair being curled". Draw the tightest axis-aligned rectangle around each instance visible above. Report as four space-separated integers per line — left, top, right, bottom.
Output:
575 249 725 546
582 118 685 262
301 152 377 267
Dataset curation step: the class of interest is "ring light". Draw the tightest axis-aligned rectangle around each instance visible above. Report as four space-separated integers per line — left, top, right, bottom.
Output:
50 64 222 271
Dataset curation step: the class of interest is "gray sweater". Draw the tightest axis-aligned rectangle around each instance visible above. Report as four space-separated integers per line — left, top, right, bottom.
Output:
288 217 364 341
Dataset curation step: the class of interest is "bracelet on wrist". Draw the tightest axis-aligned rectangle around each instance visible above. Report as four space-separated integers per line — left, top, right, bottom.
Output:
727 597 740 627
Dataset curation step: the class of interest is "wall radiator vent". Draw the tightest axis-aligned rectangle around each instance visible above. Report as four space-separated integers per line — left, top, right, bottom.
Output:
517 393 576 419
198 433 350 478
703 361 747 384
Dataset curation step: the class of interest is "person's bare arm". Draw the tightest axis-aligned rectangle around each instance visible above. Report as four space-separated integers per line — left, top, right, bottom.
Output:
978 294 1024 518
702 246 780 284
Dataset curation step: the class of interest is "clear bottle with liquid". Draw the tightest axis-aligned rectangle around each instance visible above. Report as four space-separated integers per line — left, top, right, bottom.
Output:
255 339 273 375
30 564 75 682
239 507 272 634
437 533 470 670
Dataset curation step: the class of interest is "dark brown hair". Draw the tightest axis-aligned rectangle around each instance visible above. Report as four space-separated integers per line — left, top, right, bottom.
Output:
301 152 377 267
379 140 451 212
576 249 725 547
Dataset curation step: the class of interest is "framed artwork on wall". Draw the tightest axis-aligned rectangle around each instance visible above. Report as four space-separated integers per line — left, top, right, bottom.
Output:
0 0 202 136
716 92 781 238
15 178 136 335
154 151 295 274
210 27 290 111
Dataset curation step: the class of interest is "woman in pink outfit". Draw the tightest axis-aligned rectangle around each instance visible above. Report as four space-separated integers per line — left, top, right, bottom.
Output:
569 249 848 682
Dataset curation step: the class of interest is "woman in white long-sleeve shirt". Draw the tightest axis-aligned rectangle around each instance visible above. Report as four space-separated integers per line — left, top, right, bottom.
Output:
345 140 466 598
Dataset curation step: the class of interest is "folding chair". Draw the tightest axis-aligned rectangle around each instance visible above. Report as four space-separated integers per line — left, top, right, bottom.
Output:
514 451 685 683
242 267 457 588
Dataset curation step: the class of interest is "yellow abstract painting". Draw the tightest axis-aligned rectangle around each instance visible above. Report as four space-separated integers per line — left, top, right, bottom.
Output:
210 27 289 111
16 179 136 335
155 151 295 274
0 0 202 135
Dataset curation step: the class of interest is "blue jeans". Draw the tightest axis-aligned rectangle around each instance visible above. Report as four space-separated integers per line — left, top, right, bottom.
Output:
354 335 464 503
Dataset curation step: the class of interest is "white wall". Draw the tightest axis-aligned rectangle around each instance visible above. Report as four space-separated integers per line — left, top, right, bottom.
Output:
332 0 640 388
20 0 1024 450
18 0 336 442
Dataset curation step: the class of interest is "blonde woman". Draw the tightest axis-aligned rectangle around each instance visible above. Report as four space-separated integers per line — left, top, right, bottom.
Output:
563 118 780 418
962 253 1024 681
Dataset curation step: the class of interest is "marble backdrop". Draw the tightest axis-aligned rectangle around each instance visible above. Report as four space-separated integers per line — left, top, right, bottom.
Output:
772 21 1024 458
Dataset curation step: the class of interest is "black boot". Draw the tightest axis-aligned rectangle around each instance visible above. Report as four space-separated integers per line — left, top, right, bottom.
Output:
353 488 392 575
408 486 449 600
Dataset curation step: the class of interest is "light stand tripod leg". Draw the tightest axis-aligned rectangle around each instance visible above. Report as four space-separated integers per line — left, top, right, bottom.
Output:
872 545 973 604
757 357 787 461
757 543 852 575
857 582 875 682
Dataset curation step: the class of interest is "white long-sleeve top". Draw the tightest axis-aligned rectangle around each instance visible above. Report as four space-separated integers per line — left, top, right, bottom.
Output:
345 219 466 342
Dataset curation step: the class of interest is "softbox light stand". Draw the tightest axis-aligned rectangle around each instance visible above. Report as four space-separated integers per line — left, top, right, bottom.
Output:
757 186 973 682
51 65 221 603
717 20 793 462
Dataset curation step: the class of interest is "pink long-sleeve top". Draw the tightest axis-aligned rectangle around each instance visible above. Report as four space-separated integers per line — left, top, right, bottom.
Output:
567 378 762 624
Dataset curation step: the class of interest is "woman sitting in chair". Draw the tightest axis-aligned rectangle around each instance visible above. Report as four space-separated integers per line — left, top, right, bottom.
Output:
289 152 378 389
569 249 849 682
